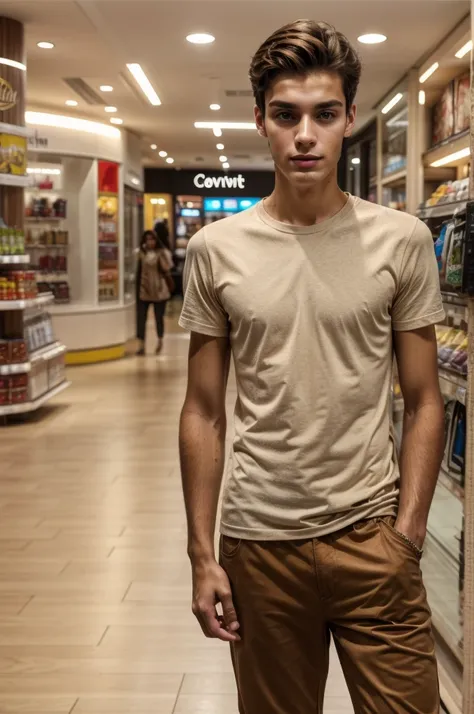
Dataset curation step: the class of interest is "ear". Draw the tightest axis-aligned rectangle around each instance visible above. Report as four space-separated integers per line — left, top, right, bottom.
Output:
254 105 267 138
344 104 357 138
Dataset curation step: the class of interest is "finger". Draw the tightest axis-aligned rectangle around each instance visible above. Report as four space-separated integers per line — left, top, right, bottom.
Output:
200 609 241 642
220 591 240 632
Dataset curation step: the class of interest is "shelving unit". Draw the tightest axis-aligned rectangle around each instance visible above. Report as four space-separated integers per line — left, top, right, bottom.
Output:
1 138 69 419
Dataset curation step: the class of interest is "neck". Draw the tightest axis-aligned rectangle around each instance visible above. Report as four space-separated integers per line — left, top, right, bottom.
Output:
265 168 347 227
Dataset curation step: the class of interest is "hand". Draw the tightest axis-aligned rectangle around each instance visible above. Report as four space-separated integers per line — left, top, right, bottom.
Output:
394 517 426 550
192 559 241 642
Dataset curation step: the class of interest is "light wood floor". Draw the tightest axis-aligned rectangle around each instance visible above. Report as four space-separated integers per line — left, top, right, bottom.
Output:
0 314 353 713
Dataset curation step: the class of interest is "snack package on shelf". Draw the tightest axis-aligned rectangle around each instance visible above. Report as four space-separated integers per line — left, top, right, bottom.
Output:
0 271 37 301
0 339 28 365
0 373 29 405
448 334 468 375
437 327 464 364
0 225 25 255
445 218 466 289
24 313 54 354
434 221 455 279
425 178 469 207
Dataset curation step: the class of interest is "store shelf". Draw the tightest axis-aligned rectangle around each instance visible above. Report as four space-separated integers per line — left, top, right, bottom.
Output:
381 169 407 187
0 255 30 265
27 244 69 250
0 293 54 311
439 464 464 503
0 380 70 417
439 369 467 406
423 130 470 169
0 174 31 188
25 217 64 223
0 362 31 375
0 122 31 138
30 342 67 363
418 200 467 220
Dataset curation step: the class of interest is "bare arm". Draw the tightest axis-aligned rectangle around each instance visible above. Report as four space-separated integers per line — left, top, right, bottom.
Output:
179 331 240 641
393 325 445 548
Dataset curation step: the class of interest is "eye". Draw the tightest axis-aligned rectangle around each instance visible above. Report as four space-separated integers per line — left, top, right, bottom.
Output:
318 111 336 122
275 111 294 122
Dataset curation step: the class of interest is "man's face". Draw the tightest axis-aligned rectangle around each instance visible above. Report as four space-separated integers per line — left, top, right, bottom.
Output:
255 70 356 187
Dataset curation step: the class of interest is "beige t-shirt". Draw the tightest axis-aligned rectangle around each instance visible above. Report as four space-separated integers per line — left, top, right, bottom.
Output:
179 197 445 540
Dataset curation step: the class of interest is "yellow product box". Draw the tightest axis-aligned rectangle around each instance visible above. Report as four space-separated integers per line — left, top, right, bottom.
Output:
0 133 27 176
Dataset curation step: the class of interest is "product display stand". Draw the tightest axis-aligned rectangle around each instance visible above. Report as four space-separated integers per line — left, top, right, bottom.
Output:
0 254 70 419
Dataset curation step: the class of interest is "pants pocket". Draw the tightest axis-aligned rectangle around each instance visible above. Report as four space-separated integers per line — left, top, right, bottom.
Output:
379 517 423 561
220 535 242 559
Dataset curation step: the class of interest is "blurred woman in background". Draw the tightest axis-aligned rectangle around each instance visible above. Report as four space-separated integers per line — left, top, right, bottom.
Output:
136 230 173 355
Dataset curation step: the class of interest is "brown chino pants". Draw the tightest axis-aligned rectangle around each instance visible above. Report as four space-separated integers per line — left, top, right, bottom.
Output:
220 517 439 714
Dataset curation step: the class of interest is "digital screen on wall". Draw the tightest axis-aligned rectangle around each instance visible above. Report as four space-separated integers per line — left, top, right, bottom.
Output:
431 71 469 146
203 197 260 213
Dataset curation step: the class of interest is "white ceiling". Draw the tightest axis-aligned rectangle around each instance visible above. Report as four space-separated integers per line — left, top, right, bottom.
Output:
2 0 470 170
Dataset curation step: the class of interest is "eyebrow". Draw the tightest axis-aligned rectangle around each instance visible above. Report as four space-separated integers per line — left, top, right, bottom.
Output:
268 99 344 110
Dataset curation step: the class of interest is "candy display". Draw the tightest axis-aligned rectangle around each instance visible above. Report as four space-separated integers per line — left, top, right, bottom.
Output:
0 271 37 301
425 178 469 208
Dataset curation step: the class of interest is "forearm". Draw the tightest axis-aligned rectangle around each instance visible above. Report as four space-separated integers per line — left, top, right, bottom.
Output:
179 407 226 563
396 397 444 540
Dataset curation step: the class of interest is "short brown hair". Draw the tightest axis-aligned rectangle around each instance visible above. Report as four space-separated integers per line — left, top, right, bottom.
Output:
249 20 361 115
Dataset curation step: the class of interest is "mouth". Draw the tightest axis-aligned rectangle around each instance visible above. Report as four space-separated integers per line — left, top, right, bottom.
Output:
290 155 323 170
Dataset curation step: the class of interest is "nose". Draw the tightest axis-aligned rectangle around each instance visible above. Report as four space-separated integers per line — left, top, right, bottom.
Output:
295 115 317 149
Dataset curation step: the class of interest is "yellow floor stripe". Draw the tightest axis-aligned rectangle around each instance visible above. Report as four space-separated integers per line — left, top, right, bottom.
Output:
65 344 125 365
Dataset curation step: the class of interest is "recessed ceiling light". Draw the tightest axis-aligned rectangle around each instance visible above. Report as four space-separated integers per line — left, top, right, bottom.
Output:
381 92 403 114
65 100 78 107
419 62 439 84
110 118 123 125
186 33 215 45
210 103 221 111
150 198 159 205
158 198 166 205
216 143 224 150
219 155 228 163
357 33 387 45
100 85 113 92
166 157 174 164
213 127 222 137
351 157 361 165
37 41 54 49
196 121 256 130
126 63 162 106
455 40 472 59
105 106 118 113
159 151 168 158
222 162 230 169
151 144 157 150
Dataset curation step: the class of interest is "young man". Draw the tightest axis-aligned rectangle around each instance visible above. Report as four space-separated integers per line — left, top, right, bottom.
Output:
179 19 445 714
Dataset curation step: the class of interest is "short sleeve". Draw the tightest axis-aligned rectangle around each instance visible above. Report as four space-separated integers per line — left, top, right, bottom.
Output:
178 229 229 337
392 219 445 331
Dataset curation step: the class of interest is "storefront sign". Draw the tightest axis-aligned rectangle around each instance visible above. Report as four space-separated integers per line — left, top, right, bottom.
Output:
193 172 246 190
0 77 17 112
145 167 274 198
28 130 49 149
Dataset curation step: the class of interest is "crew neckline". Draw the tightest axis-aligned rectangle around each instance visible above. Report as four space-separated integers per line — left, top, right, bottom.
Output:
257 193 356 235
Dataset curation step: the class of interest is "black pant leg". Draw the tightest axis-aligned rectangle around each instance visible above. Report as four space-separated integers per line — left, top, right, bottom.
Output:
153 301 167 339
136 300 149 341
